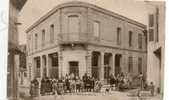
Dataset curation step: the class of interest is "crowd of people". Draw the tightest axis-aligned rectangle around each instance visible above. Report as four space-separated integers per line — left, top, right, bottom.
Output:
109 73 132 91
30 73 103 97
30 72 145 97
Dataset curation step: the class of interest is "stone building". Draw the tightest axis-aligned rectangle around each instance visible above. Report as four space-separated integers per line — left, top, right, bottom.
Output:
26 2 147 82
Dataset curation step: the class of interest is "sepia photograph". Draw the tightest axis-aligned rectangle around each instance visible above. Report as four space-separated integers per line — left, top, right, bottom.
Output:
7 0 165 100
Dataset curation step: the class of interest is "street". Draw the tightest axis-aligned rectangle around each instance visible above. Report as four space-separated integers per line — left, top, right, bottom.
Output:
32 91 162 100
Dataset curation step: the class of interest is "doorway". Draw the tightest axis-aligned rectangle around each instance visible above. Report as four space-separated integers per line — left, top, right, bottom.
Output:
92 51 100 79
115 54 122 76
69 61 79 76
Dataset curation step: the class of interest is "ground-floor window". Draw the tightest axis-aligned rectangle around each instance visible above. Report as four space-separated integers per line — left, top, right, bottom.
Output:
128 56 133 73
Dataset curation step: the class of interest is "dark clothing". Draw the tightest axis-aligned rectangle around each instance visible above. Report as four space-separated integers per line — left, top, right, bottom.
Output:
40 79 46 95
82 75 88 91
32 79 39 96
65 79 70 92
110 77 116 86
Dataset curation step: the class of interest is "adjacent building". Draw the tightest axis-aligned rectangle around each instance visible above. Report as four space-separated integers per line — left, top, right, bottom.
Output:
146 1 165 94
26 2 147 83
8 0 27 99
18 44 30 97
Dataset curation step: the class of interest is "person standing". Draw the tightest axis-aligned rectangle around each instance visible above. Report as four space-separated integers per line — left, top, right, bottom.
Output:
40 77 46 95
30 81 35 97
82 73 88 92
150 82 155 96
138 72 144 90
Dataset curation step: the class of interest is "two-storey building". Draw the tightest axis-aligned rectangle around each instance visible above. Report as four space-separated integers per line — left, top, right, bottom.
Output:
26 1 147 82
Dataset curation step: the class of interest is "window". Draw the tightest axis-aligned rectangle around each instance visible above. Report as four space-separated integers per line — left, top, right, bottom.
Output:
149 14 154 27
28 35 31 52
129 31 132 47
138 57 142 73
93 21 100 37
128 56 133 73
68 15 79 33
149 29 154 41
156 8 159 42
50 24 54 43
138 34 142 49
51 55 58 67
36 58 40 68
42 29 45 46
117 27 121 45
35 57 41 78
24 72 27 77
35 34 38 49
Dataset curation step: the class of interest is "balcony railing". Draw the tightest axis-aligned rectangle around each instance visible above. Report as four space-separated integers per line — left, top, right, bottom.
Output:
58 33 89 44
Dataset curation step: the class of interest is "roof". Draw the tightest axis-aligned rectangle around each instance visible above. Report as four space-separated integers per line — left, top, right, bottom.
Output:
26 1 146 33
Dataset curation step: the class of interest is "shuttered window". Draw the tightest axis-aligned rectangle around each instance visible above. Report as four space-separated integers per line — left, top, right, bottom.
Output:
117 27 121 45
50 24 54 43
93 21 100 37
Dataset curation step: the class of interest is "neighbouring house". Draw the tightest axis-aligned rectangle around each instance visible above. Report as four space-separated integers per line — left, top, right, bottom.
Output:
7 0 27 99
146 1 165 95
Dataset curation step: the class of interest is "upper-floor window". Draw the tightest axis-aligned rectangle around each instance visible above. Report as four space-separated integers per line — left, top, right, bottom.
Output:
129 31 133 47
28 34 31 40
149 29 154 41
128 56 133 73
68 15 79 33
138 57 142 73
117 27 121 45
42 29 45 46
28 35 31 52
35 34 38 49
149 14 154 27
93 21 100 38
50 24 54 43
138 34 142 49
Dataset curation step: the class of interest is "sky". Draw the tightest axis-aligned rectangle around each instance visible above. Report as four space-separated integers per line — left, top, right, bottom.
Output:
18 0 152 45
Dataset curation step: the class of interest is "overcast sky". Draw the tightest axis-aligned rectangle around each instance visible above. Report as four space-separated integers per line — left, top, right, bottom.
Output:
18 0 153 45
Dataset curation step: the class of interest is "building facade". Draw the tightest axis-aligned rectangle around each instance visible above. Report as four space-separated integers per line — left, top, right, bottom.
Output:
146 1 165 94
26 2 147 83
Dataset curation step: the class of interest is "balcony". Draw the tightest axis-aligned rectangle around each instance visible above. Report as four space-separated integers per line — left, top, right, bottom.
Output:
58 33 89 44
